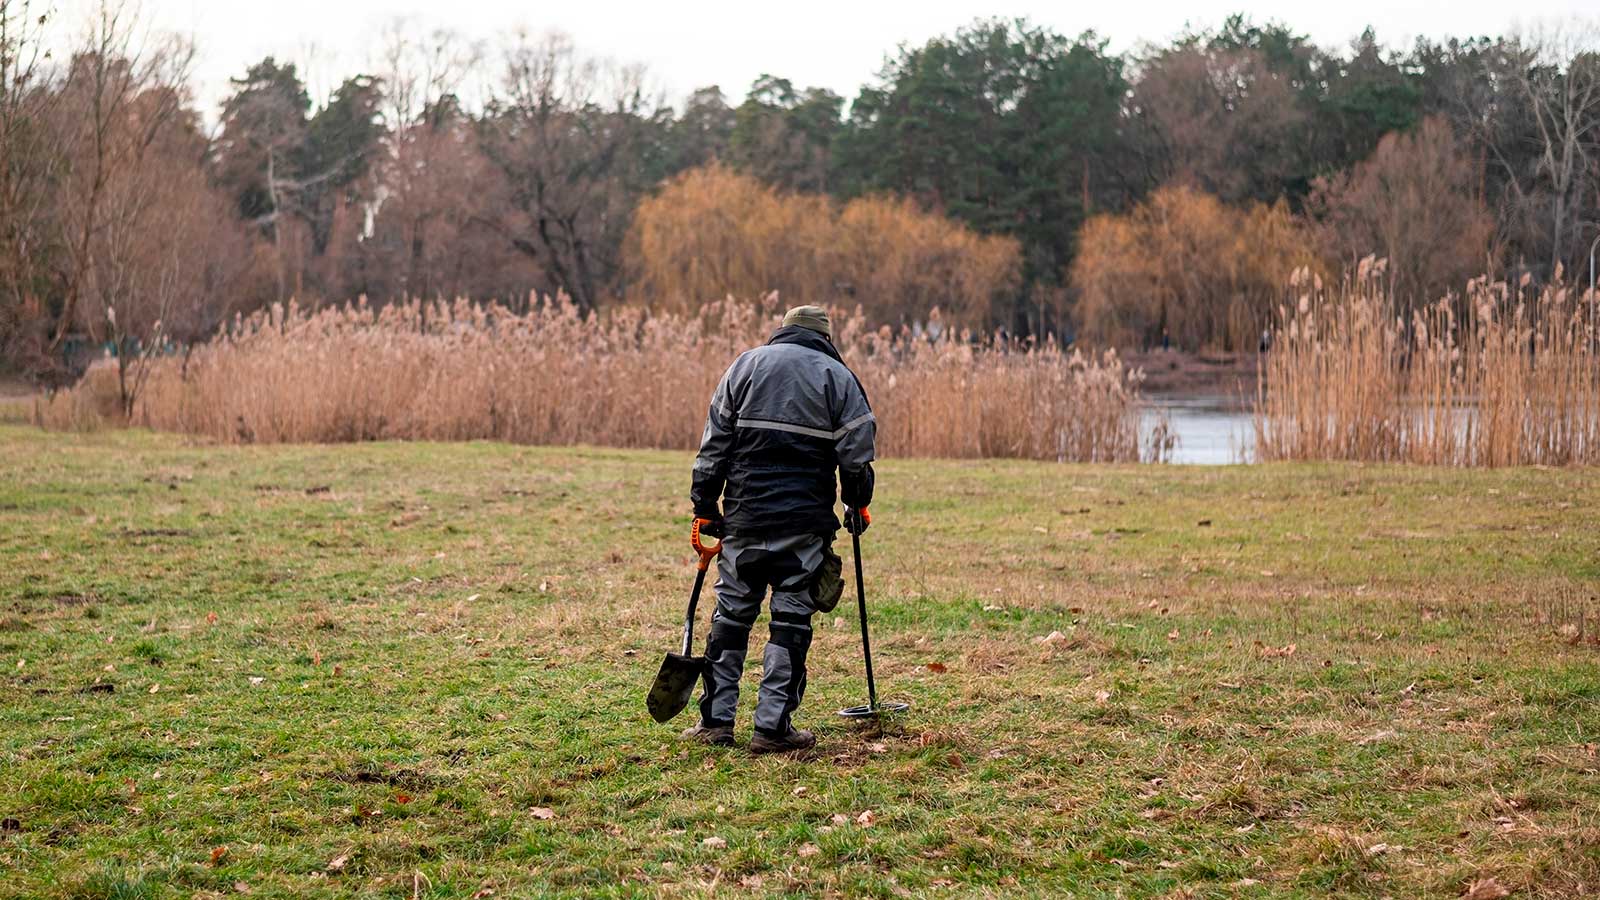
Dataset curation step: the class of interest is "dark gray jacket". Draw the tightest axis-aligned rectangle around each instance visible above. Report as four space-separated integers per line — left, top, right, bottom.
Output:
691 326 876 537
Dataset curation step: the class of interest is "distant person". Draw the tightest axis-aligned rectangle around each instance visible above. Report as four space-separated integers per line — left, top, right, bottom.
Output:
684 305 876 754
1260 329 1272 354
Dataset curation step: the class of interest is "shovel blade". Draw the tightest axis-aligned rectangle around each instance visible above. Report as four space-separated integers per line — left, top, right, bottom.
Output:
647 652 706 723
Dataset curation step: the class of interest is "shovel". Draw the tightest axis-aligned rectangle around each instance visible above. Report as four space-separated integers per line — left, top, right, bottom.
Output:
647 518 721 723
838 511 909 719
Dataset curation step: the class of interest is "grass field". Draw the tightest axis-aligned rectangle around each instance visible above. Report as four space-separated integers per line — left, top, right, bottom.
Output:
2 426 1598 898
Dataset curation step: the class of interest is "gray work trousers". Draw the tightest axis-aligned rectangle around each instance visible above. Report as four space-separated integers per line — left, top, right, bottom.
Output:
698 532 826 737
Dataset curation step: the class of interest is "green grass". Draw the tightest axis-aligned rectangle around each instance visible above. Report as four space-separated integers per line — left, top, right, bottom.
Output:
2 425 1598 898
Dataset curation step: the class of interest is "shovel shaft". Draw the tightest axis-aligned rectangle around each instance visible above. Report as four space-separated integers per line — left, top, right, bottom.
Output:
852 527 879 709
682 566 709 657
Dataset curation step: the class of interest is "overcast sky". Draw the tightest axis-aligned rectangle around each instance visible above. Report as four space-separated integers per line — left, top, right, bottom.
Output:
47 0 1600 117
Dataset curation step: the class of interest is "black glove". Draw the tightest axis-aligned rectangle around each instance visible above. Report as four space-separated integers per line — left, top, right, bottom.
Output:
843 507 871 535
694 516 725 539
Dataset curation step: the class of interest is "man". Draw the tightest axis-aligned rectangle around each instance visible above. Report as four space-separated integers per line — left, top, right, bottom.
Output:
685 304 876 754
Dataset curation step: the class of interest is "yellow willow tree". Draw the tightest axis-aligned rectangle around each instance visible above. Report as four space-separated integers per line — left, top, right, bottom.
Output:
626 164 1020 328
1070 184 1321 351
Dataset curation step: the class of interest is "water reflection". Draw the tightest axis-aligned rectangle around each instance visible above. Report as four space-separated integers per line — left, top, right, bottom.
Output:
1142 396 1254 465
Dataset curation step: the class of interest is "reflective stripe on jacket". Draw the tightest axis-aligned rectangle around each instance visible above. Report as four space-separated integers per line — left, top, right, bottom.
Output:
690 326 876 537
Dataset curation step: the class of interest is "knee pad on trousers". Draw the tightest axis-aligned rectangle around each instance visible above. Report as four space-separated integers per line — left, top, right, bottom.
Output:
706 620 751 660
768 621 812 657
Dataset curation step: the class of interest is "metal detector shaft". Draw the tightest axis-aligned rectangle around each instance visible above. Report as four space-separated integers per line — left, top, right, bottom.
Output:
851 527 879 709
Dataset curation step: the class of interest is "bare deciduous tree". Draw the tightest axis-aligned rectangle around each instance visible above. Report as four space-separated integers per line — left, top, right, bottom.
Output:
0 0 61 377
1311 117 1498 309
1509 23 1600 276
478 31 663 314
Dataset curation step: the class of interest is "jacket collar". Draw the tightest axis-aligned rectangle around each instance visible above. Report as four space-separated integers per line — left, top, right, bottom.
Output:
767 325 842 363
767 325 870 408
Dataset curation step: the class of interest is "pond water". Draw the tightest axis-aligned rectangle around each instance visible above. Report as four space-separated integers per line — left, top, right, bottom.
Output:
1141 396 1255 465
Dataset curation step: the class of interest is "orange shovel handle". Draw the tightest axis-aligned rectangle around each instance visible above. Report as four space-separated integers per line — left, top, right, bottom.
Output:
691 518 722 571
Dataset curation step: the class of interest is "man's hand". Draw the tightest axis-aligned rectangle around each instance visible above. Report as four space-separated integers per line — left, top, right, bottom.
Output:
694 516 725 539
844 507 871 535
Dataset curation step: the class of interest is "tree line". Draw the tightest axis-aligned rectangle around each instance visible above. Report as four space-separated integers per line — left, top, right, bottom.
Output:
4 0 1600 387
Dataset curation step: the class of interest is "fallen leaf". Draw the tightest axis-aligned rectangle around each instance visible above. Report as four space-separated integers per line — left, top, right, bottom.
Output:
1038 630 1068 645
148 683 160 694
856 809 876 827
1461 877 1511 899
470 889 495 899
205 611 219 625
1358 729 1399 746
982 604 1004 612
1068 606 1084 614
312 649 321 667
326 853 349 873
1166 629 1180 641
248 676 264 686
467 594 481 602
701 835 727 849
830 813 850 826
925 662 948 674
798 842 820 858
233 882 253 894
1094 689 1112 704
333 665 343 676
210 845 228 865
869 742 888 753
1366 842 1390 857
792 786 808 797
530 807 555 820
739 874 764 889
394 793 411 804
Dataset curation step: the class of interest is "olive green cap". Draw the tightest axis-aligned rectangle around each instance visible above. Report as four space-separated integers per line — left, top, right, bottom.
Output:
781 305 831 338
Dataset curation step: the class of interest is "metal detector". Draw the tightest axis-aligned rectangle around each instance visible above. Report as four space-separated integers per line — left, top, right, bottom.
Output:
838 513 908 719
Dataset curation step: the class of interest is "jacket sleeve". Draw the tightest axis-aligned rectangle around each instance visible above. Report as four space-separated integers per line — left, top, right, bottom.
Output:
690 364 739 518
833 370 876 510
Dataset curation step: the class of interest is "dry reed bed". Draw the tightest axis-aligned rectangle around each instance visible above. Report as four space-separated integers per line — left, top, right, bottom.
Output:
50 296 1150 462
1255 261 1600 465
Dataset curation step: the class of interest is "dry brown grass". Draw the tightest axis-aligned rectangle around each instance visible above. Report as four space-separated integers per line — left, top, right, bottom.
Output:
26 362 124 431
42 296 1153 462
1255 260 1600 465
